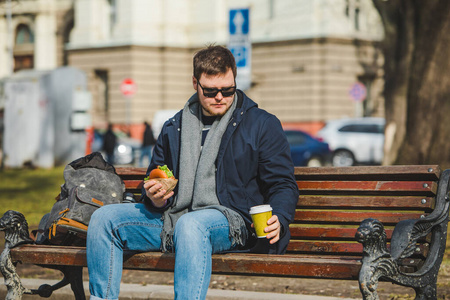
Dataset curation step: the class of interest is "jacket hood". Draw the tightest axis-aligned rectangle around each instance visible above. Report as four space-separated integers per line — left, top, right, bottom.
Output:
236 89 258 113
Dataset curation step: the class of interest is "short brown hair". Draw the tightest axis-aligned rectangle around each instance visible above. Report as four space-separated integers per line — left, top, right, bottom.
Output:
193 45 237 80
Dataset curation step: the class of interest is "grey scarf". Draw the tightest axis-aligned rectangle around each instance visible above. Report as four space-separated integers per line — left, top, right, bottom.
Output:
161 93 247 252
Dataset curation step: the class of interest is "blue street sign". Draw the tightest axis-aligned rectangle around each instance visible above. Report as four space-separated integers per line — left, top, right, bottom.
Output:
349 82 367 102
229 9 249 35
228 8 251 90
229 46 247 67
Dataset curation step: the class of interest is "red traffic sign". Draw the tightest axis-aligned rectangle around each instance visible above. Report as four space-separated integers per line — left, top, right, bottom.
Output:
120 78 137 96
349 82 367 102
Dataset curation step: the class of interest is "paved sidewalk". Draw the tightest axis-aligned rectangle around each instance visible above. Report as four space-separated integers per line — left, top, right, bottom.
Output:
0 278 359 300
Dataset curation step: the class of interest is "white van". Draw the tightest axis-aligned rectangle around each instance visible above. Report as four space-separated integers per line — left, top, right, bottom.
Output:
152 109 179 138
316 117 385 167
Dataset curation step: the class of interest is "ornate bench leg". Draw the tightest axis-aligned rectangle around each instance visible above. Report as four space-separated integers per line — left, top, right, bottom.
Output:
1 211 86 300
358 263 380 300
356 216 448 300
31 266 85 300
414 284 436 300
65 266 86 300
0 247 32 300
356 218 398 300
0 211 34 300
31 276 70 298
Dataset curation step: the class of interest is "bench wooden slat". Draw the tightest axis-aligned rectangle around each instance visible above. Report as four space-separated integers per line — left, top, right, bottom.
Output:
286 241 428 257
289 226 394 240
125 187 437 208
287 240 363 254
289 227 429 246
297 181 437 196
13 239 421 267
123 180 144 190
209 254 361 279
398 258 426 269
298 196 434 210
10 245 362 279
294 165 441 181
12 245 87 266
115 167 147 176
127 252 363 279
294 211 426 225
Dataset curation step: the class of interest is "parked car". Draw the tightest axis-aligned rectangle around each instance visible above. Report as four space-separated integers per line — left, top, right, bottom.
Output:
152 109 179 138
91 130 141 165
284 130 331 167
316 117 385 167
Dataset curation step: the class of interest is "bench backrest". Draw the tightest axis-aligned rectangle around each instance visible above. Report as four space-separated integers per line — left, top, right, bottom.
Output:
116 165 442 270
292 165 443 273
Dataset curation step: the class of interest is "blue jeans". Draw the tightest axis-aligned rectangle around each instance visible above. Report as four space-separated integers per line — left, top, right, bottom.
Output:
87 203 235 300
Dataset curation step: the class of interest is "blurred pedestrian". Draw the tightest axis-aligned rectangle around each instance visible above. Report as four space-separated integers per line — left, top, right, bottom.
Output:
140 121 156 167
102 123 117 164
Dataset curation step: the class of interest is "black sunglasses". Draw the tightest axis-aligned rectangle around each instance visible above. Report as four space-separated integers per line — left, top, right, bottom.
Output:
197 80 236 98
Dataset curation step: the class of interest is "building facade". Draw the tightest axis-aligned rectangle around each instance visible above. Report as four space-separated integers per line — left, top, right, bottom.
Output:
0 0 74 75
1 0 385 137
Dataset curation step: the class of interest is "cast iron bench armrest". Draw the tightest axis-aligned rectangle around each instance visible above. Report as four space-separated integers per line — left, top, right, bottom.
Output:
356 169 450 299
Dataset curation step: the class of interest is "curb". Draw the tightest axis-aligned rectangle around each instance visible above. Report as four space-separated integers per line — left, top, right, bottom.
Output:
0 278 358 300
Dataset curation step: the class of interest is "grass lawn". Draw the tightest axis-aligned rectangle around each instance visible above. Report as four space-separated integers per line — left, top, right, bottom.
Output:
0 166 65 227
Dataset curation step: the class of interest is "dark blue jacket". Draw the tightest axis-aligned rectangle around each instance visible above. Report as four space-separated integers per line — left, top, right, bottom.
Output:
143 90 299 254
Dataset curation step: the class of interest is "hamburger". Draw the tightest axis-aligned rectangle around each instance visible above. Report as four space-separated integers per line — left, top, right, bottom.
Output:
144 165 178 195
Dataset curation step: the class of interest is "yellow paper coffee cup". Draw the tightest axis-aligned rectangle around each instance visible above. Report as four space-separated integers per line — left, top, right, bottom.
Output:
249 205 273 238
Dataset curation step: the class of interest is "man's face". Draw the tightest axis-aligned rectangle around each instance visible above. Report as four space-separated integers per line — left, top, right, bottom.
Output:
192 68 236 117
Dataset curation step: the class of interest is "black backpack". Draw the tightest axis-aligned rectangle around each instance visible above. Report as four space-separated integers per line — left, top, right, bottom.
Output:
35 152 126 246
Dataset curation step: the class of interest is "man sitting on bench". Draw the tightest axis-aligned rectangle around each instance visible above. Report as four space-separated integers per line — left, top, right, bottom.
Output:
86 45 299 300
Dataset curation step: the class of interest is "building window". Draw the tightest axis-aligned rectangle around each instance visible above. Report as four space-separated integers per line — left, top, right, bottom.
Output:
62 19 74 66
354 1 360 31
269 0 275 19
14 24 34 72
94 70 109 117
109 0 117 33
15 24 34 44
13 56 33 71
344 0 360 31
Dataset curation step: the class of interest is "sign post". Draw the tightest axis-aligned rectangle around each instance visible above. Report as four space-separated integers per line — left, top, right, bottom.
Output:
120 78 137 129
228 8 251 91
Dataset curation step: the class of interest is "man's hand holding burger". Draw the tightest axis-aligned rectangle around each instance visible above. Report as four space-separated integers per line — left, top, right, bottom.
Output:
144 181 174 207
143 165 177 208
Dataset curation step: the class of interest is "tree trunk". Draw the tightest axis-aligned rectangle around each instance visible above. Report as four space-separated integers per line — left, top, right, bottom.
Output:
374 0 450 166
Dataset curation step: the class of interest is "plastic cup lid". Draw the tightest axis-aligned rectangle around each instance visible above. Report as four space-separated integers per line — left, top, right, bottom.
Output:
249 204 272 214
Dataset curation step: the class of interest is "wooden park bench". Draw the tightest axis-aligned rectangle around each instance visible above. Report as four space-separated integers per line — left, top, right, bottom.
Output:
1 165 449 299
